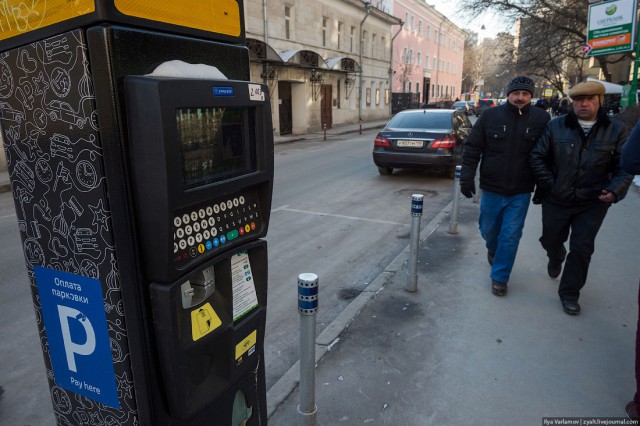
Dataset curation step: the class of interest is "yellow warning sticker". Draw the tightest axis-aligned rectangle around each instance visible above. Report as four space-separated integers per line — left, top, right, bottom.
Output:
0 0 95 41
235 330 257 360
114 0 241 37
191 302 222 341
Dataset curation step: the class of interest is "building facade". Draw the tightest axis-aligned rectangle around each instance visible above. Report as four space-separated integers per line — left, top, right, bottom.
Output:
244 0 400 135
385 0 465 109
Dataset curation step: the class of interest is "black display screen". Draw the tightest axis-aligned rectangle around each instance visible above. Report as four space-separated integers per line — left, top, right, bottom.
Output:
177 107 252 188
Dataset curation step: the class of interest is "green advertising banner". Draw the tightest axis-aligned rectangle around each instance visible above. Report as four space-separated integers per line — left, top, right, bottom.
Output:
586 0 637 56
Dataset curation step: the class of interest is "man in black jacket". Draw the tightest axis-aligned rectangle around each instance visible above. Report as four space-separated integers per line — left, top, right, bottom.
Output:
460 76 550 296
530 81 632 315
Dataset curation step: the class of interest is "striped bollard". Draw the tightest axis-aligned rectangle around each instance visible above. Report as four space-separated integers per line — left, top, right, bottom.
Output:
406 194 423 292
297 273 318 426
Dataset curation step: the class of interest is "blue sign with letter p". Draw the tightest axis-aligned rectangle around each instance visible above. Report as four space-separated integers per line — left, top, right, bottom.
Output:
35 266 119 408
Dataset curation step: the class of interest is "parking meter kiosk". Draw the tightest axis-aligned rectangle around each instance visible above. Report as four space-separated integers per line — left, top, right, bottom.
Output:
0 1 273 425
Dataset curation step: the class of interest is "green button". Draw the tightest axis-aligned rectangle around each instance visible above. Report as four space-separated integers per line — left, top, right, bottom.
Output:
227 229 239 241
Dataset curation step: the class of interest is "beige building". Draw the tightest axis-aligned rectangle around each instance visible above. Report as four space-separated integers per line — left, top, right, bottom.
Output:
244 0 400 135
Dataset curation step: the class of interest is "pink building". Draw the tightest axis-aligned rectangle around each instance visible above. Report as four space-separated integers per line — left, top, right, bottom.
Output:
387 0 466 107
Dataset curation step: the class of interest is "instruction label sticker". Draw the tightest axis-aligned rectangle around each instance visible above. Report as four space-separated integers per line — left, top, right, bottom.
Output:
231 251 259 321
34 266 119 408
191 302 222 341
248 84 265 102
235 330 257 364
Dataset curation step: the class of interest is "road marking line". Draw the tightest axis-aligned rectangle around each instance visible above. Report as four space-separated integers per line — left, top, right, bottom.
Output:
275 206 408 226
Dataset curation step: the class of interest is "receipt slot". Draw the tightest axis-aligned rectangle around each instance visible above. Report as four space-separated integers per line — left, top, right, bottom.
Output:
0 1 272 425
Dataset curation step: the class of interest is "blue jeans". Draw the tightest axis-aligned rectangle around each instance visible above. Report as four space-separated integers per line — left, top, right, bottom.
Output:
479 190 531 284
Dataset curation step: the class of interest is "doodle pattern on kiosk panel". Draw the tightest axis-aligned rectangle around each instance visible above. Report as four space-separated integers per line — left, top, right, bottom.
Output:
0 30 137 422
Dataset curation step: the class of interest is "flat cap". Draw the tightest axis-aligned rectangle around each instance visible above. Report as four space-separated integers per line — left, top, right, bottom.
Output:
569 81 605 98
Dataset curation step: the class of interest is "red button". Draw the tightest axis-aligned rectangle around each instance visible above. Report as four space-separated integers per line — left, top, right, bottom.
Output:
239 227 245 236
250 222 256 230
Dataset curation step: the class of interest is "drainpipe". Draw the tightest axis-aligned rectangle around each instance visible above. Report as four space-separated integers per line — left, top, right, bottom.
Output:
389 21 404 115
263 0 269 44
359 1 372 124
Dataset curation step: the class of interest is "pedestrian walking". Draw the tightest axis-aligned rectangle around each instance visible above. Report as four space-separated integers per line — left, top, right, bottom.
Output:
557 96 571 116
530 81 633 315
460 76 550 296
621 122 640 422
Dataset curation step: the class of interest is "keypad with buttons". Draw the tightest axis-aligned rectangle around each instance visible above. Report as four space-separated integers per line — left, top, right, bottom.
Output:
173 191 262 266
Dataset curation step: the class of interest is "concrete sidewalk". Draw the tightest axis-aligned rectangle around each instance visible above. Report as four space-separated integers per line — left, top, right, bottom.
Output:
268 188 640 425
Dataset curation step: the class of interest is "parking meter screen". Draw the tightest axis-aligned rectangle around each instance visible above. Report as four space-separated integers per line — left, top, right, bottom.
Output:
177 107 254 188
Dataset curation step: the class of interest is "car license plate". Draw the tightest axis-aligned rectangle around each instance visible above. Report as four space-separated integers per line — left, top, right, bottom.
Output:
396 140 423 148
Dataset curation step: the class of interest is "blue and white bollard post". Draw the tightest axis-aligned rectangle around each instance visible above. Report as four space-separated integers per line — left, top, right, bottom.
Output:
448 165 462 234
297 273 318 426
406 194 424 292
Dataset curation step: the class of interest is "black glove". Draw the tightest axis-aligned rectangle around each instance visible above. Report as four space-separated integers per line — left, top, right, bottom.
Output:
460 181 476 199
532 186 544 204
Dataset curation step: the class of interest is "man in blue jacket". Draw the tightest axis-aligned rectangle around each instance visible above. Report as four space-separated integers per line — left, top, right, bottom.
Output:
460 76 550 296
530 81 633 315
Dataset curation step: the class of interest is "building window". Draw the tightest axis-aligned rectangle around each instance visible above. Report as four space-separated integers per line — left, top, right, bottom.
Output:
405 13 409 29
376 88 380 105
408 82 412 92
363 30 367 56
337 80 341 108
417 52 421 67
427 26 431 39
409 49 413 65
350 26 356 52
381 36 386 57
403 47 408 64
416 82 420 94
366 88 371 106
322 17 328 47
425 55 430 69
410 16 414 31
285 5 292 40
418 21 423 36
385 89 390 105
338 22 343 50
371 33 376 57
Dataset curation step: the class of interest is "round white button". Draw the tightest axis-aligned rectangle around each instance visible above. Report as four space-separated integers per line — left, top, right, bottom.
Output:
227 200 233 209
201 219 208 229
174 217 182 227
187 236 195 246
220 203 226 212
239 196 245 205
195 233 203 243
182 214 190 224
208 217 216 227
233 198 239 207
198 209 206 219
193 222 200 233
179 240 187 249
206 206 213 216
203 230 210 239
210 228 218 237
185 225 193 236
174 243 178 253
213 204 220 214
176 228 185 238
191 211 198 221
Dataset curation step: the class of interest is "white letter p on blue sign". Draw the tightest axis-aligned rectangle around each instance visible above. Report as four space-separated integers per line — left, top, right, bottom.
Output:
57 306 96 373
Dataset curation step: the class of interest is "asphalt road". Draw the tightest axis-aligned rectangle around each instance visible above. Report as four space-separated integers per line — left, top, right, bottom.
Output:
0 127 458 424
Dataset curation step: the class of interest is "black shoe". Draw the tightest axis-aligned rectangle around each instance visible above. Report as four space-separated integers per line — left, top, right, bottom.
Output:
547 246 567 278
491 280 507 296
561 300 580 315
487 251 495 266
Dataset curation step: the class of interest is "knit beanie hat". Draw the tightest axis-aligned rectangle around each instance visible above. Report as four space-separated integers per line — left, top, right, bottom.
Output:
568 81 605 105
506 76 535 96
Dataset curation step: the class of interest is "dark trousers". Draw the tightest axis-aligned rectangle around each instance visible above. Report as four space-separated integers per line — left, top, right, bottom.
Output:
539 200 610 302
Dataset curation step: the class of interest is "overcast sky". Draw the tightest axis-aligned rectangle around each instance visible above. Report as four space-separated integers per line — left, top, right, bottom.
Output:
428 0 511 39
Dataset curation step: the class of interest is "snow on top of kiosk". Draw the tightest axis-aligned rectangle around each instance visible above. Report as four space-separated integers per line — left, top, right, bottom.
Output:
148 60 228 80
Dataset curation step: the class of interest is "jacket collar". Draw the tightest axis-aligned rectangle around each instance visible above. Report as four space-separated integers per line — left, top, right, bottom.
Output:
566 109 610 129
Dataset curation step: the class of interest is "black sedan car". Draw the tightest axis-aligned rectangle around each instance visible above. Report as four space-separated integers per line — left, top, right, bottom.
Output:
372 109 472 177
